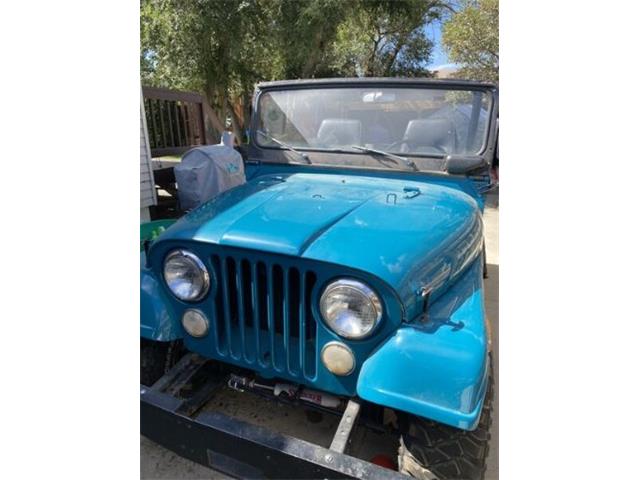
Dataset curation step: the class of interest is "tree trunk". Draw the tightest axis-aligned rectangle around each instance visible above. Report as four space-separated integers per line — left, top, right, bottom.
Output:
242 88 253 142
226 97 243 144
201 102 225 144
365 36 380 76
301 29 325 77
203 85 225 144
384 39 405 75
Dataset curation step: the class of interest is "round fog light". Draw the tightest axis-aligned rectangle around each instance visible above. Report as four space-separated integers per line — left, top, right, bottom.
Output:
182 309 209 338
321 341 355 376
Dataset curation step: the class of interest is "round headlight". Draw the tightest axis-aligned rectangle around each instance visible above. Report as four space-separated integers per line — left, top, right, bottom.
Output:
163 250 210 302
319 279 383 339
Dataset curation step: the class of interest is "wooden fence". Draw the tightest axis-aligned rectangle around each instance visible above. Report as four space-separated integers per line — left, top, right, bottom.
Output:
142 86 221 157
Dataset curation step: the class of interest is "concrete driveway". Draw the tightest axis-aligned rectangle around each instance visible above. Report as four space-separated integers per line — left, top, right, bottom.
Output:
141 195 499 480
483 193 499 480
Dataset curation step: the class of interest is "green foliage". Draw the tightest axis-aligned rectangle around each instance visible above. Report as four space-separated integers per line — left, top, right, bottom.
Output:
140 0 448 136
269 0 356 78
442 0 499 83
331 0 442 77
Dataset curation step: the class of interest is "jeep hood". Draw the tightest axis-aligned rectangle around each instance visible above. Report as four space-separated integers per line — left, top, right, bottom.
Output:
158 173 483 320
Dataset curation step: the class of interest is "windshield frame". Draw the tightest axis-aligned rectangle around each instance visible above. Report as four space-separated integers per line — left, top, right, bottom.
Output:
252 81 496 159
249 79 498 174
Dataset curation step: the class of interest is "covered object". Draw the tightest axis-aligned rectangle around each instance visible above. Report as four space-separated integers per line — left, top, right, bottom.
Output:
174 143 245 210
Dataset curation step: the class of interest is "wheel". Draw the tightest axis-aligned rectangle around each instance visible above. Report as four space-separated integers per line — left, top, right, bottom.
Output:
398 357 494 480
140 339 182 386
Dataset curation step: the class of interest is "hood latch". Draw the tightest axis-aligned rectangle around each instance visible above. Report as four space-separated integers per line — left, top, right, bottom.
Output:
403 186 421 199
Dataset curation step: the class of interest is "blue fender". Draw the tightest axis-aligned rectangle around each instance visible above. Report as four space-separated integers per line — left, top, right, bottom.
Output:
140 252 182 341
357 258 490 430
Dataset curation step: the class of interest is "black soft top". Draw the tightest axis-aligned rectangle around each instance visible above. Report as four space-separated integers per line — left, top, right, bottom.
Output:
257 77 496 90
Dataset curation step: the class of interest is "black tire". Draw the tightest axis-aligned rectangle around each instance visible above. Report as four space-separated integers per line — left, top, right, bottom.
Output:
140 339 181 386
398 357 494 480
482 243 489 279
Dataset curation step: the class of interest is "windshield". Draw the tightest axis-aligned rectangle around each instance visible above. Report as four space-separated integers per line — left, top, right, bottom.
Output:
257 87 492 158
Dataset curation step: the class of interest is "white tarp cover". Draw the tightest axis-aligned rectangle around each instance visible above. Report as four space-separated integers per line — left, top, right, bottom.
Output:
175 142 245 210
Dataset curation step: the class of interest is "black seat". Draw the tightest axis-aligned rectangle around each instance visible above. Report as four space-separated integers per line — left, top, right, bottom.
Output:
400 118 456 155
316 119 362 148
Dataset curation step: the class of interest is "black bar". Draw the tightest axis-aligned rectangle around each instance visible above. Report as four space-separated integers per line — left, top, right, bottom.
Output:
151 353 204 392
145 98 157 149
166 101 176 147
143 86 204 103
141 387 404 480
175 374 224 417
151 146 190 157
157 99 167 149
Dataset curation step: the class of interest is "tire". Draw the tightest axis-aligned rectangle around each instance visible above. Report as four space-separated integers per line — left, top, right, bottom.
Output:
482 243 489 279
140 339 181 386
398 356 494 480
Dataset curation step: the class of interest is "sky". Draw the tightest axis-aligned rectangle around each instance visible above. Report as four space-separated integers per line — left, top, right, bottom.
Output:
424 20 458 70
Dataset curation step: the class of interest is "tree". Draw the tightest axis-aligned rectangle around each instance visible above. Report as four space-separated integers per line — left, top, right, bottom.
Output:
331 0 443 77
140 0 449 139
442 0 498 82
267 0 357 78
141 0 276 139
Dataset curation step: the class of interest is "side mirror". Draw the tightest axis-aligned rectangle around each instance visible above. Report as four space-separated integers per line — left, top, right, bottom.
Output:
443 155 488 175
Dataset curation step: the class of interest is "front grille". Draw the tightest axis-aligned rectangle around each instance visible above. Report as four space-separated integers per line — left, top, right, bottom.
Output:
210 253 318 380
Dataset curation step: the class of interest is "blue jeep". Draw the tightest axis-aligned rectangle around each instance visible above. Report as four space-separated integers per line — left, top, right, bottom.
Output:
141 78 498 480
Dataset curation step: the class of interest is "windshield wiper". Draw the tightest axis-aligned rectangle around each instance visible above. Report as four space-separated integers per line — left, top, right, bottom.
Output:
351 145 418 171
257 130 312 164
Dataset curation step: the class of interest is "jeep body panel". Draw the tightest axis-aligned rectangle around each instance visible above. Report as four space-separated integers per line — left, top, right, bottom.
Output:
141 252 182 341
140 78 497 430
148 171 483 321
357 257 489 430
141 171 487 428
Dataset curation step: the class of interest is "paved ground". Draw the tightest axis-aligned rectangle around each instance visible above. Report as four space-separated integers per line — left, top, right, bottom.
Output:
141 195 499 479
483 193 499 480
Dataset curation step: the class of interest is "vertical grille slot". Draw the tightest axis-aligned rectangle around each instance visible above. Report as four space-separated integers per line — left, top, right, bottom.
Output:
210 252 318 380
287 268 301 374
256 261 268 366
221 257 237 359
265 264 277 371
211 255 226 355
303 271 317 378
233 259 245 361
238 259 253 362
225 257 239 327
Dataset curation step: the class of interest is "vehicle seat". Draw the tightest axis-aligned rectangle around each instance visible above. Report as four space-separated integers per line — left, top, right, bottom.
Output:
399 118 456 155
316 119 362 148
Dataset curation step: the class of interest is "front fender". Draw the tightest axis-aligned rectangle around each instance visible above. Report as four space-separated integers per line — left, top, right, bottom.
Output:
357 258 489 430
140 252 182 341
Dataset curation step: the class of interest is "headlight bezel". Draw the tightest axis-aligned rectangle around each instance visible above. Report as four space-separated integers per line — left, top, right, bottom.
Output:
319 278 383 340
163 249 211 302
